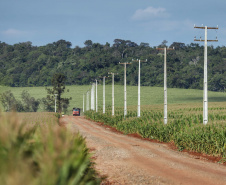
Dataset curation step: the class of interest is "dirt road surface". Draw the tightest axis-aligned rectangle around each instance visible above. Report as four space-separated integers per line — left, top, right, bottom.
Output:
61 116 226 185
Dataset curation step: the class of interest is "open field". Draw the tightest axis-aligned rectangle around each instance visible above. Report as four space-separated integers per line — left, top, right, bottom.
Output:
0 85 225 113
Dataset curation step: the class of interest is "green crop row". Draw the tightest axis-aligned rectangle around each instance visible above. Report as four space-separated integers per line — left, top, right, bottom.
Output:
85 108 226 160
0 112 101 185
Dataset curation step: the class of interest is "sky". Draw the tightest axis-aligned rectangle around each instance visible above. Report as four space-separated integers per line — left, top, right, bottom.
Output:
1 0 226 48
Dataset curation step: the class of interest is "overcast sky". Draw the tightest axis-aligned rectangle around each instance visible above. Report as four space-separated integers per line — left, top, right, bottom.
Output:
1 0 226 47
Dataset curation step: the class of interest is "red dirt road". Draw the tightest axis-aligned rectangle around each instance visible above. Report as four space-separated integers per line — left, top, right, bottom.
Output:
62 116 226 185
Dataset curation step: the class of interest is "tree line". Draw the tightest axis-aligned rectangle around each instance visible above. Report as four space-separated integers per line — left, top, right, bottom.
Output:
0 39 225 91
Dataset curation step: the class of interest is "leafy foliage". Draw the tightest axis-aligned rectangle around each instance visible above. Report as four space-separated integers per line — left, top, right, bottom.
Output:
0 112 101 185
0 90 18 111
21 90 40 112
0 40 225 91
42 73 71 113
0 90 40 112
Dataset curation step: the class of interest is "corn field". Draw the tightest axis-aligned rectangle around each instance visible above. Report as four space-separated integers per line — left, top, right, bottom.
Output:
85 102 226 161
0 112 101 185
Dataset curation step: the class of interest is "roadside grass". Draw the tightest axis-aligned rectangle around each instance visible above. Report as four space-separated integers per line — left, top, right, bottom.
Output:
0 112 101 185
0 85 225 114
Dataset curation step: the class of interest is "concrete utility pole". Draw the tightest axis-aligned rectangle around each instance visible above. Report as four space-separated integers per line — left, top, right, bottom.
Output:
103 76 106 114
108 72 118 116
132 59 147 117
96 79 98 112
194 25 218 125
83 93 85 112
86 91 89 111
89 90 91 110
54 94 58 113
156 47 174 124
91 83 95 110
119 62 131 118
98 76 108 114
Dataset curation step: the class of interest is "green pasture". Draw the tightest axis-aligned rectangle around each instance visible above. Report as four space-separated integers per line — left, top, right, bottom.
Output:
0 85 225 114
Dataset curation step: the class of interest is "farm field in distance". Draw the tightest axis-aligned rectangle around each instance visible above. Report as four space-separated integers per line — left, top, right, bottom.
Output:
1 84 226 159
0 85 225 113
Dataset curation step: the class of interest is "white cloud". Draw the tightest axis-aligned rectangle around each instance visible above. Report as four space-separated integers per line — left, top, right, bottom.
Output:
132 6 169 21
2 29 29 37
137 18 195 32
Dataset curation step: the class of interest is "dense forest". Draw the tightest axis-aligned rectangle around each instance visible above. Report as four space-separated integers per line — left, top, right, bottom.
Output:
0 39 225 91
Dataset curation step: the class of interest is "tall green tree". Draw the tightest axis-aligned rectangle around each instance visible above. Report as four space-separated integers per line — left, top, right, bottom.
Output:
44 73 71 113
0 90 39 112
0 90 18 111
21 90 40 112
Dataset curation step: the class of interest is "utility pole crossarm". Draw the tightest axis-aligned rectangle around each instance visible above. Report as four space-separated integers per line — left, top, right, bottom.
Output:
156 48 175 51
194 39 218 42
157 48 165 50
194 26 218 29
108 72 118 75
132 59 147 63
119 62 132 65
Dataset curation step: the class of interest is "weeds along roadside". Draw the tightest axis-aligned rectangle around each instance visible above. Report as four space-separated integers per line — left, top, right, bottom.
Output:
85 105 226 163
0 112 101 185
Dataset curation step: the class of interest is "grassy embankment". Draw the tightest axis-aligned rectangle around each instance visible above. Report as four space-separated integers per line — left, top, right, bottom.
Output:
0 112 101 185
